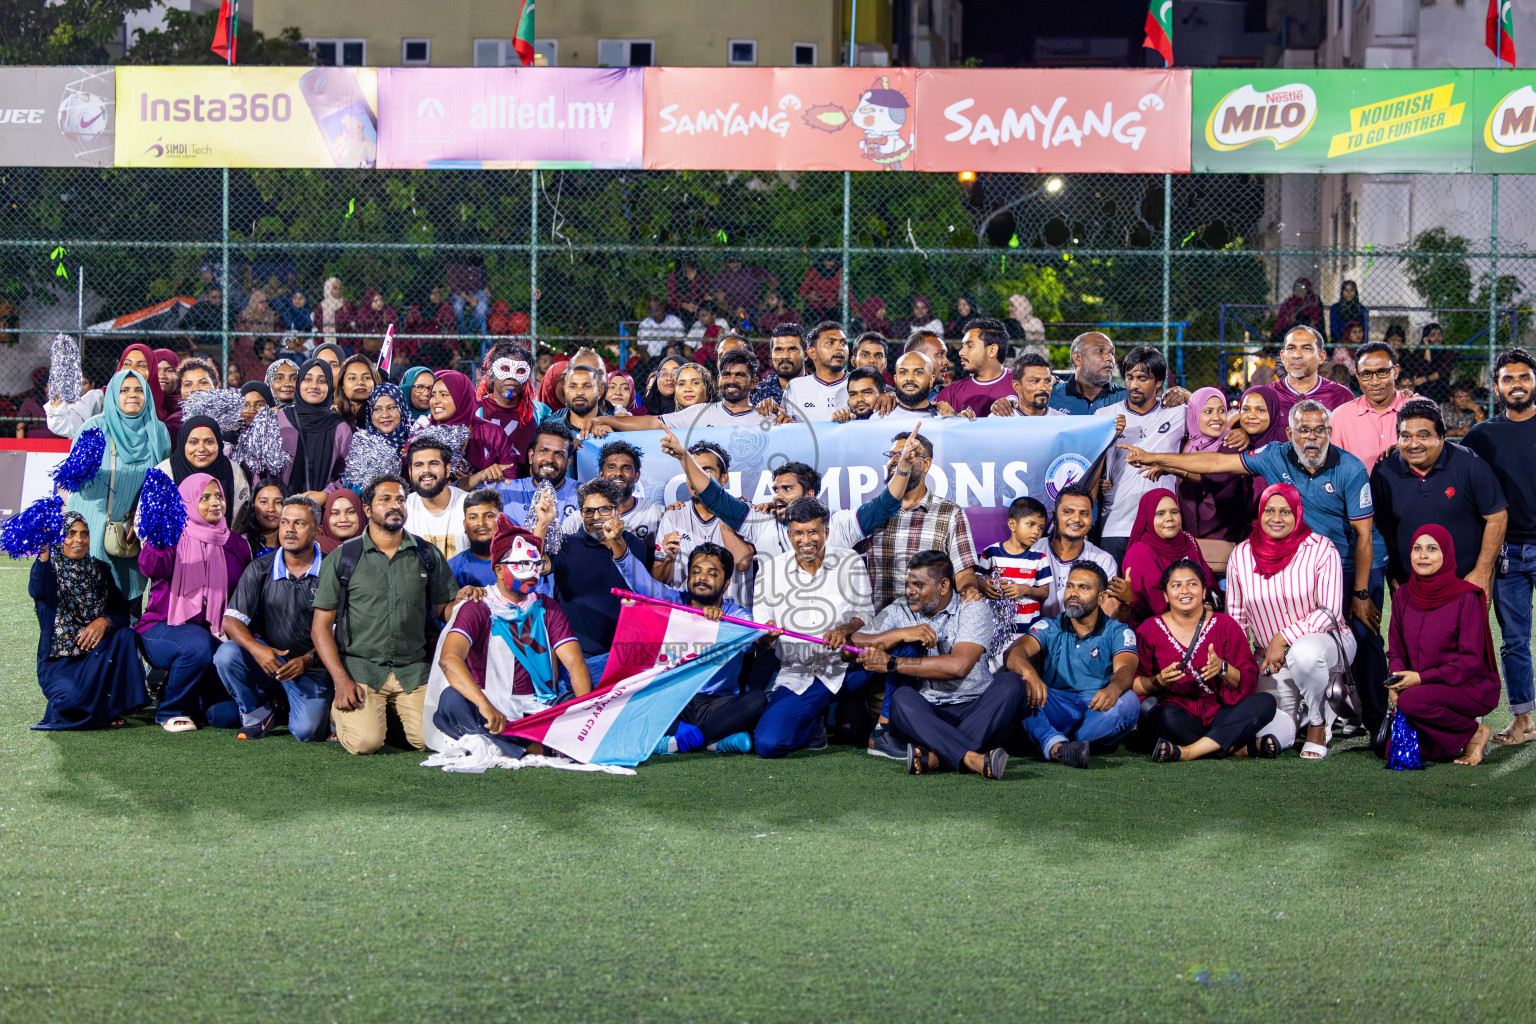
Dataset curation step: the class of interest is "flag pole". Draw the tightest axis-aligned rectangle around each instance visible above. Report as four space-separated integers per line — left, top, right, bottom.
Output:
611 588 868 654
229 0 237 65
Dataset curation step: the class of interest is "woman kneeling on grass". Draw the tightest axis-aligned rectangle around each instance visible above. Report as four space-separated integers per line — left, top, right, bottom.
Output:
31 513 148 730
1385 525 1499 765
1133 558 1275 761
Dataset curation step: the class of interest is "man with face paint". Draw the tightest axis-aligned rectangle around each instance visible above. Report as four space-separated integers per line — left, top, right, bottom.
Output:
598 523 766 755
476 342 548 460
428 516 593 759
497 422 582 530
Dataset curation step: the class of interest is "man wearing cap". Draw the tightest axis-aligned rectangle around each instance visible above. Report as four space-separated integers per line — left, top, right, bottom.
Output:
426 515 593 759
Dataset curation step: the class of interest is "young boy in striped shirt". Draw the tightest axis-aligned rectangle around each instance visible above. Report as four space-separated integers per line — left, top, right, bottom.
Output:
980 496 1051 644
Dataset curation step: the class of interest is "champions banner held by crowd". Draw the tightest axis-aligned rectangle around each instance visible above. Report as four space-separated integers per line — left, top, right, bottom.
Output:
572 414 1119 549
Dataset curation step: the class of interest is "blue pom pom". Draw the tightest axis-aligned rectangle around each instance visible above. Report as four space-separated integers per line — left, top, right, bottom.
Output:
1 496 65 559
136 468 187 550
1385 708 1425 771
52 427 106 493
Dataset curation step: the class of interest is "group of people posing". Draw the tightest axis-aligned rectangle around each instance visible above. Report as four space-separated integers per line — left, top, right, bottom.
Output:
24 314 1530 778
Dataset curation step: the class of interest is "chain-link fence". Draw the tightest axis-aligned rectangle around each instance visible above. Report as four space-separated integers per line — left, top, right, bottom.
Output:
2 166 1532 432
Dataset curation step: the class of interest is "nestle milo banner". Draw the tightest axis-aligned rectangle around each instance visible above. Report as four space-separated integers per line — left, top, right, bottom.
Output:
1194 70 1475 173
1475 73 1536 172
572 414 1117 549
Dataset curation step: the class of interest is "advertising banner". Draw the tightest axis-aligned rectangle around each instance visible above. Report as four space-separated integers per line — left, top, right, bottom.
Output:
377 68 644 169
1473 71 1536 172
1192 69 1477 173
573 414 1116 548
0 67 114 167
114 66 379 168
643 67 919 171
914 69 1190 173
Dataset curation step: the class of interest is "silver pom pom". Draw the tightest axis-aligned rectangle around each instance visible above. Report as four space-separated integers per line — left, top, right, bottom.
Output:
408 423 470 477
526 479 562 555
342 432 404 493
234 406 291 479
986 565 1020 660
48 333 82 405
178 387 245 433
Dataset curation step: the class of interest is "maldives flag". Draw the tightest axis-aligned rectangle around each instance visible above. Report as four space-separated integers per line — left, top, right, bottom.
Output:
1488 0 1516 66
513 0 536 67
210 0 237 64
1143 0 1173 67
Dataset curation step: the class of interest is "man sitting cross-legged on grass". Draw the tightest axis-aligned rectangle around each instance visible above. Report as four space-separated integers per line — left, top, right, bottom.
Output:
751 496 876 758
1003 560 1140 768
597 519 765 756
428 516 593 760
851 551 1023 778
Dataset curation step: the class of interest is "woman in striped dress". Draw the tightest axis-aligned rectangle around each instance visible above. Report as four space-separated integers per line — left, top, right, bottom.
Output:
1227 482 1356 760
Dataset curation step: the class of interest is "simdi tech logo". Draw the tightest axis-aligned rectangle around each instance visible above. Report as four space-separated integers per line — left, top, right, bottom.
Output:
1485 84 1536 153
1204 82 1318 151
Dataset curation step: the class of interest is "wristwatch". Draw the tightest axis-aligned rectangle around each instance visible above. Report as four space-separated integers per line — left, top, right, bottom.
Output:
1352 589 1371 601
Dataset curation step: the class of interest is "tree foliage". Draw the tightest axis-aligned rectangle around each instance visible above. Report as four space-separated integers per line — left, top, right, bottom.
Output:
122 8 312 66
0 0 155 65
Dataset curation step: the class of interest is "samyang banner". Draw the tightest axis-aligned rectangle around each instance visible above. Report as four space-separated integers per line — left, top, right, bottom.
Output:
377 67 644 169
914 68 1190 173
643 67 919 171
0 67 114 167
572 414 1117 548
114 66 379 168
1193 69 1478 173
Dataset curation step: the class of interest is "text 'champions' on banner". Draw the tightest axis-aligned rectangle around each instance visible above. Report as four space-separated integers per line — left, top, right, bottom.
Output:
573 414 1118 549
376 67 644 169
114 66 380 168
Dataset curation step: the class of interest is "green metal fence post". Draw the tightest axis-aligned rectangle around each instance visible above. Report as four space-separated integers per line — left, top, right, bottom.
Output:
1489 173 1499 411
841 171 851 326
1162 171 1171 355
221 167 230 373
530 170 540 359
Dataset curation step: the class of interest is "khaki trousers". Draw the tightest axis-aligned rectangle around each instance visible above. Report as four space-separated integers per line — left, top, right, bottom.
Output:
333 673 426 755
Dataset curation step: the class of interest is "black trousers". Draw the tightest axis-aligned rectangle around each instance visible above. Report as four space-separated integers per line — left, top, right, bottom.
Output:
889 672 1026 770
1148 692 1276 757
672 690 768 744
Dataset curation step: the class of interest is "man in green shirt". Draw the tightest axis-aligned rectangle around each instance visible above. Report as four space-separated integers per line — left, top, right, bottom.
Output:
312 474 456 755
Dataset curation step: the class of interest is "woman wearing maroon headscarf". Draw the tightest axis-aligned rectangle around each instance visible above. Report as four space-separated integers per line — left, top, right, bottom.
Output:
1228 482 1355 759
154 347 183 432
1386 525 1500 765
423 369 519 486
1111 489 1213 627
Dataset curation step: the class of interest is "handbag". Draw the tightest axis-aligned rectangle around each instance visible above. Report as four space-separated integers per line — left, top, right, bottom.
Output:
100 438 141 560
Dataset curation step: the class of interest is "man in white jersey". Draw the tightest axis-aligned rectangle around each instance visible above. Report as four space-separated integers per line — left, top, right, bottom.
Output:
559 439 663 546
651 440 756 609
593 349 773 435
770 320 850 423
1094 345 1186 565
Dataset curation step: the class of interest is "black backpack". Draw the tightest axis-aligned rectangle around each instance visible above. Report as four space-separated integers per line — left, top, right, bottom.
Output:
330 532 443 655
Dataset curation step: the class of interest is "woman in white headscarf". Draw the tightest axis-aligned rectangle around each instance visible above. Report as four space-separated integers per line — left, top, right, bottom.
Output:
317 277 353 337
1005 294 1047 359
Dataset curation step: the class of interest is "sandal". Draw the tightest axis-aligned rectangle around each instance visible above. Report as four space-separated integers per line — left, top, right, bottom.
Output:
981 748 1008 780
1300 740 1329 760
1248 735 1282 759
160 716 197 733
1151 738 1181 763
906 744 929 775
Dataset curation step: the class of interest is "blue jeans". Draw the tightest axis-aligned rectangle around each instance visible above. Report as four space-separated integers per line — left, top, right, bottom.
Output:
452 290 489 334
754 669 878 759
139 622 239 727
213 641 334 742
1022 687 1139 761
1496 542 1536 715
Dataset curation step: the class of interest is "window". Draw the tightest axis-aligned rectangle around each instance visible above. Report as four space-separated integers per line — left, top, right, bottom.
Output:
793 42 818 66
402 39 430 65
307 38 366 67
474 38 558 67
597 39 655 66
728 39 757 65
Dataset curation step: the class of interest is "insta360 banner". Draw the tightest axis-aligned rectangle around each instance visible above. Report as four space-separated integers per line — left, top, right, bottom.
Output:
114 66 379 168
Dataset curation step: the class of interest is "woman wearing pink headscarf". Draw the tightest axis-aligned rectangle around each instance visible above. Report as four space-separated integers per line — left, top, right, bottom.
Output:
136 473 251 732
1172 386 1252 573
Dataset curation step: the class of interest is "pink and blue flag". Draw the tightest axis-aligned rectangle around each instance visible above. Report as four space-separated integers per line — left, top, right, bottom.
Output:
504 600 759 766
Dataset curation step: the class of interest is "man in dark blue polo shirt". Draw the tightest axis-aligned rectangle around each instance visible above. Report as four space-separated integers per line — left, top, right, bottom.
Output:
1371 398 1506 588
216 495 332 742
1466 348 1536 743
1120 398 1389 731
1050 332 1127 414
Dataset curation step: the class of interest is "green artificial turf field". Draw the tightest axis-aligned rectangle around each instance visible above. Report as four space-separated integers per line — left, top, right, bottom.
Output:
3 562 1536 1024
